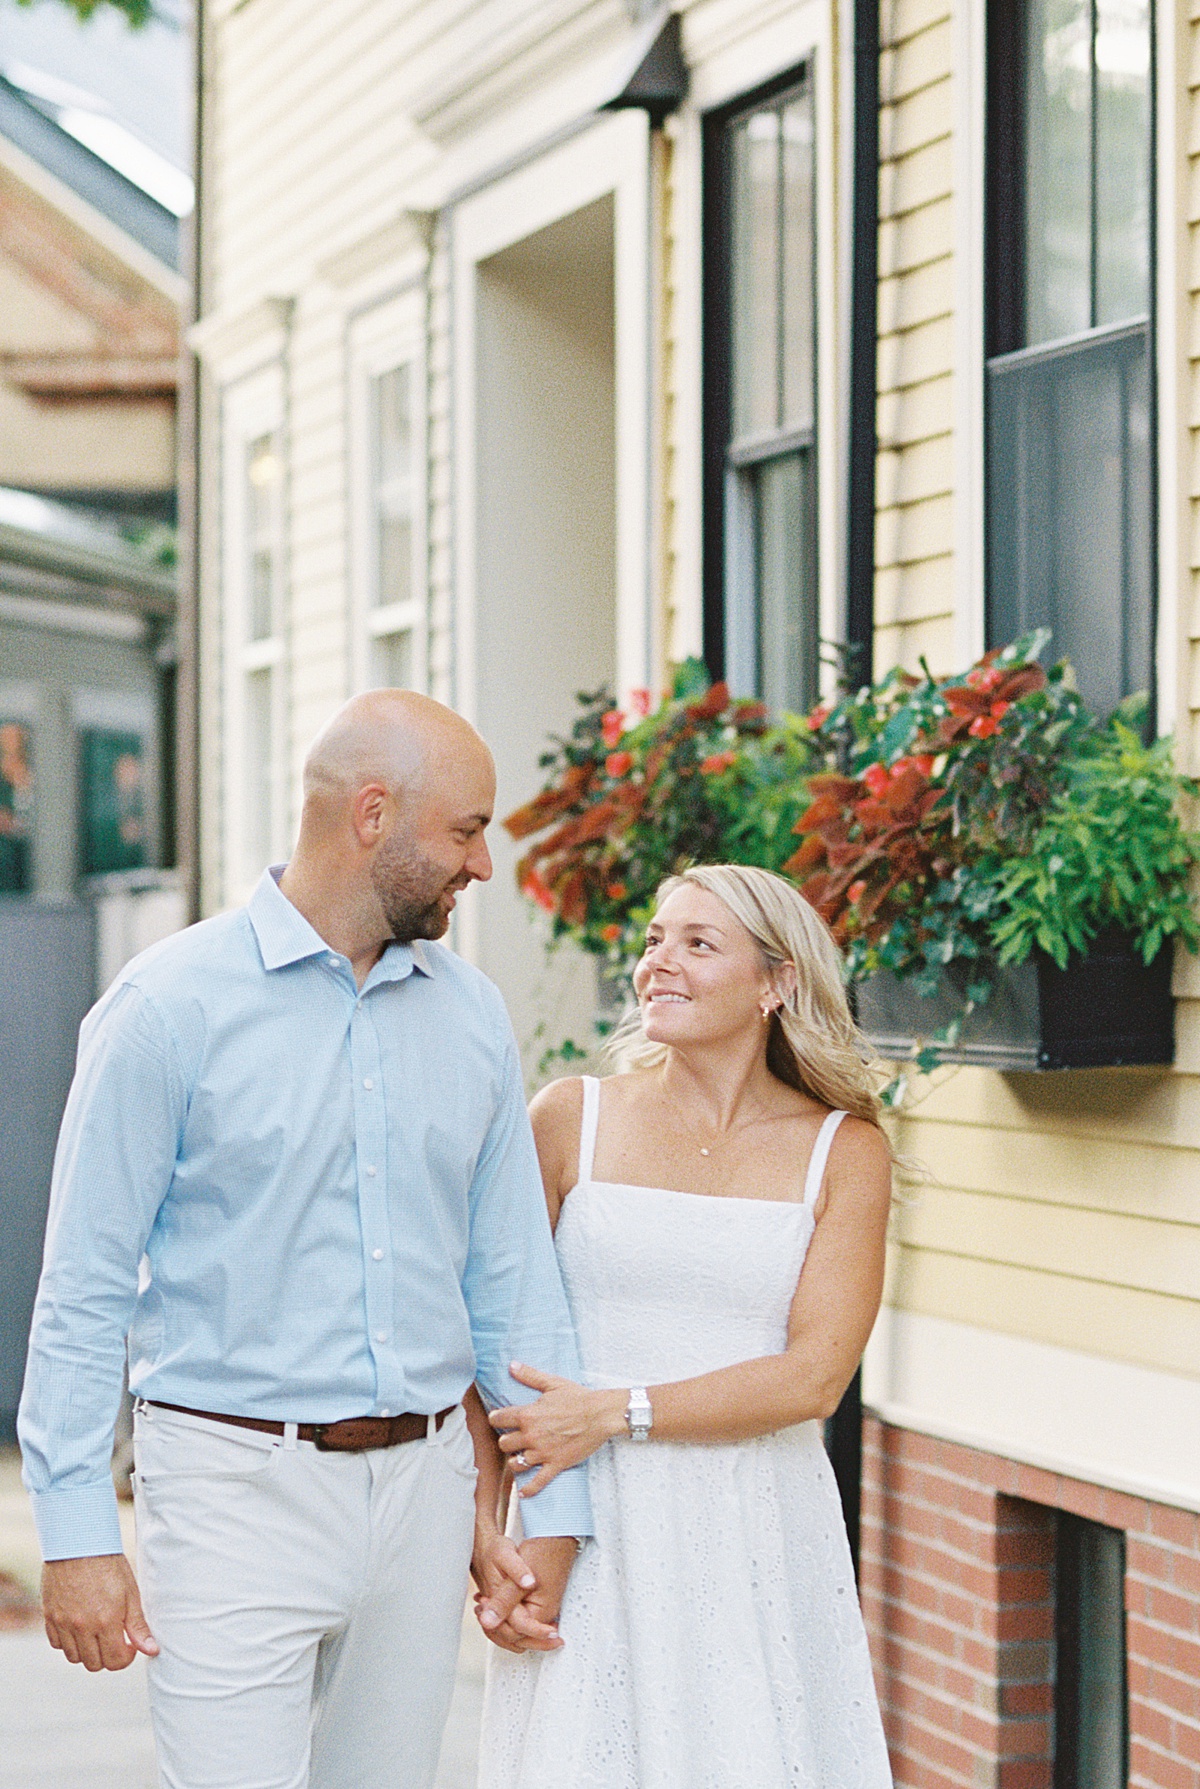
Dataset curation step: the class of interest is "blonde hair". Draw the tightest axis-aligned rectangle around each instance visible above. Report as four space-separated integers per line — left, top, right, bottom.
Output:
607 863 883 1129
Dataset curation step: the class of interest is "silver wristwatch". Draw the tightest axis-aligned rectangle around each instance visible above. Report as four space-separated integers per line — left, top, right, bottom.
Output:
624 1387 653 1441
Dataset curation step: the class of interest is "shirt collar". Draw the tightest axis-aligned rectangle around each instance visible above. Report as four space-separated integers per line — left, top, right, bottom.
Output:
247 867 434 980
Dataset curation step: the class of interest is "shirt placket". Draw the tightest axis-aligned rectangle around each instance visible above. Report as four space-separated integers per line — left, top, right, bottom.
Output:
349 992 405 1416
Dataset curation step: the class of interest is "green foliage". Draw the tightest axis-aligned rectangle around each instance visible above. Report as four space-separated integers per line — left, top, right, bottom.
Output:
505 643 1200 1074
17 0 153 25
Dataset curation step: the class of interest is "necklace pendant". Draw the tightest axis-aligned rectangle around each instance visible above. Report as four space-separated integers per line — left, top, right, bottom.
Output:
699 1147 710 1157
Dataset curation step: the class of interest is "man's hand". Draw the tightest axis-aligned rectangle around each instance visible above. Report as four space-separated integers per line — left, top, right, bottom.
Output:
473 1534 579 1654
42 1554 158 1672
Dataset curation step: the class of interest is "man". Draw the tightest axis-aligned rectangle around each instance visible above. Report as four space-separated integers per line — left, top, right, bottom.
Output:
18 691 591 1789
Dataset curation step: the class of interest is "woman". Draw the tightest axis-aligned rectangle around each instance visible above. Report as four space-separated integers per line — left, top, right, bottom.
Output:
473 864 894 1788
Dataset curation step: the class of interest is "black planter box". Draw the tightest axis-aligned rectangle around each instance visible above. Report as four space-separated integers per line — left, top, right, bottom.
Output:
856 929 1175 1072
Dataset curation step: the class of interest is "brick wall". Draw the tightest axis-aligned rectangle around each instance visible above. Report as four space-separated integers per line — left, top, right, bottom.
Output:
861 1418 1200 1789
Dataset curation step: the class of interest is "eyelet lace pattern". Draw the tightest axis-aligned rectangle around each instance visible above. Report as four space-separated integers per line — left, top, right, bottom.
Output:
479 1081 892 1788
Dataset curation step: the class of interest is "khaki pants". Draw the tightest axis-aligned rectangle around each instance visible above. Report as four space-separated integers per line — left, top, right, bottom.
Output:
132 1401 477 1789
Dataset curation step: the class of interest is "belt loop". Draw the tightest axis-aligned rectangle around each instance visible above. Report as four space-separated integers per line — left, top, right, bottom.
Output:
426 1412 437 1442
283 1421 299 1451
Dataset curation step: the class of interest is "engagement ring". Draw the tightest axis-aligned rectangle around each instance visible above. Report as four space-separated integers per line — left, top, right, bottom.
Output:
514 1451 528 1470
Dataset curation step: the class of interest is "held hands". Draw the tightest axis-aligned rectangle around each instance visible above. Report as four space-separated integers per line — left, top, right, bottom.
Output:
471 1531 577 1654
42 1554 159 1672
489 1363 627 1495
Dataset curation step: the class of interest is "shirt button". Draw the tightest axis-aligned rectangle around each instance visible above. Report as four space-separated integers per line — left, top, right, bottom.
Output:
365 1165 377 1177
380 1408 391 1418
363 1077 374 1091
372 1248 384 1261
374 1330 387 1343
325 954 338 966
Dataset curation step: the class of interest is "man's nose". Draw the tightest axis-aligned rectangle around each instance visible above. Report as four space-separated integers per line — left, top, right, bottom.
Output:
467 835 493 883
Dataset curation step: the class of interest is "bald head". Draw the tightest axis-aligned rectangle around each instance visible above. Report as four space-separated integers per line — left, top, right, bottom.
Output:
304 689 491 813
284 690 495 951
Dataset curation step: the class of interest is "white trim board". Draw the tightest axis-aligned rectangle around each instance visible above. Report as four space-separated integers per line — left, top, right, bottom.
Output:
863 1306 1200 1514
451 107 652 732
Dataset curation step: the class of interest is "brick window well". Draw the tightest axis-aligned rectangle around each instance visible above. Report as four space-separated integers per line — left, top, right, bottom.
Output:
860 1420 1200 1789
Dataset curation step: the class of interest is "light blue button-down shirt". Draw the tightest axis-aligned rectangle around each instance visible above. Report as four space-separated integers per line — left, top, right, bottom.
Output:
19 869 592 1560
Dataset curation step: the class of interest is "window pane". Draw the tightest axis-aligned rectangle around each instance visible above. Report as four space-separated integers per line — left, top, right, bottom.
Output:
1056 1515 1127 1789
370 629 413 691
755 450 817 714
0 719 34 893
1025 0 1092 345
1094 0 1151 326
373 365 413 608
730 109 780 439
987 325 1150 715
246 434 281 641
79 729 148 876
780 93 815 432
244 669 273 875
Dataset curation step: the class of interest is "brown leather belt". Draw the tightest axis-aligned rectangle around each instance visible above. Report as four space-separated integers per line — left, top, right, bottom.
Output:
143 1400 458 1453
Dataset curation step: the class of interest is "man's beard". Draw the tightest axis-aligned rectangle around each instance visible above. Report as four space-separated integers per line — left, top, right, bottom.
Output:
370 827 461 943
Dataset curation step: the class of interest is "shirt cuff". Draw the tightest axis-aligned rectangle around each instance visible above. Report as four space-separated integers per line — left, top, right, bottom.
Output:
30 1484 126 1562
516 1461 594 1540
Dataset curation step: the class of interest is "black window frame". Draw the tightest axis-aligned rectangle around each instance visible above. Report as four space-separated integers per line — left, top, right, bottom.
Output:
984 0 1157 722
702 61 819 706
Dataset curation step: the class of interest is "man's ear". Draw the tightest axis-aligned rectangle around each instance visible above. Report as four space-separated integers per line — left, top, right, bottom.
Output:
351 782 390 847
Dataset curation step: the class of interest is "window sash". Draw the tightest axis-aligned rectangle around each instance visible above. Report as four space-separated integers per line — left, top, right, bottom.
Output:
986 318 1151 716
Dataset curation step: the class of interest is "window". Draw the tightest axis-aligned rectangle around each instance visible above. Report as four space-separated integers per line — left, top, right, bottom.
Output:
349 294 426 697
1055 1514 1128 1789
0 716 34 893
240 432 283 874
222 367 286 896
986 0 1153 716
78 728 148 875
705 69 818 714
363 362 417 688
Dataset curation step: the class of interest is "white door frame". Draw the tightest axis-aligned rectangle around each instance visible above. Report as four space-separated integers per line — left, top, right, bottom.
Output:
451 106 653 745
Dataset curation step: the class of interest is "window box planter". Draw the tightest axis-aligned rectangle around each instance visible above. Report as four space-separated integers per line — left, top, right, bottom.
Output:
856 928 1174 1072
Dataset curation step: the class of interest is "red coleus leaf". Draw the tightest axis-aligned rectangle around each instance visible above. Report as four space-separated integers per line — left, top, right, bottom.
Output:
686 680 731 720
605 750 635 777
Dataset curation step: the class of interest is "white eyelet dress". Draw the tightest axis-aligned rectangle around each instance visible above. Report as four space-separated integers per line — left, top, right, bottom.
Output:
478 1077 893 1789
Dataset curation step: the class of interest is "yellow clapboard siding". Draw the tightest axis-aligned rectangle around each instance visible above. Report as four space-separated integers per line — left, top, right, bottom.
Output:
875 491 953 568
874 615 956 677
875 432 953 509
882 1247 1200 1382
877 259 953 338
881 136 955 223
893 1063 1200 1144
874 554 954 628
892 1184 1200 1303
878 314 955 394
881 19 952 110
896 1118 1200 1224
879 75 953 164
877 373 954 450
878 196 954 278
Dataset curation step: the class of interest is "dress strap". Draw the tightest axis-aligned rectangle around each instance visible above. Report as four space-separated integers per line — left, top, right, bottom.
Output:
803 1109 848 1209
577 1076 602 1185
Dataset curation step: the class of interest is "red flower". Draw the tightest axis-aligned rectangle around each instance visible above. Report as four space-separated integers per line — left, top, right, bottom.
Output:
862 763 891 798
968 715 999 739
606 881 628 900
990 700 1010 719
966 665 1004 692
629 687 652 717
601 710 626 748
605 750 635 777
699 750 737 775
848 879 868 903
807 704 831 732
521 870 556 913
600 923 622 943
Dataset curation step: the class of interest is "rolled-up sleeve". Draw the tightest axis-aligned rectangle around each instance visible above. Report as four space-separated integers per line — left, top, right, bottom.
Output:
18 983 185 1560
463 1030 593 1539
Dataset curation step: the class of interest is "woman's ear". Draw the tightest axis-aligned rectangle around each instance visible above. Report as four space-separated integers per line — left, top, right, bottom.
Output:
774 960 798 1010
